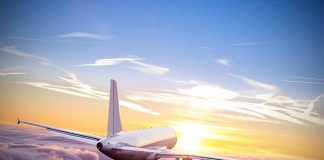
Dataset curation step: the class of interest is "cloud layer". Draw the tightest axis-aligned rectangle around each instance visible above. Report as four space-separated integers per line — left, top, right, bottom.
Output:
0 125 109 160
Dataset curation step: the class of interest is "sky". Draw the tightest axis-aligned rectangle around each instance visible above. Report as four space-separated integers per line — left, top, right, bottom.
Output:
0 0 323 160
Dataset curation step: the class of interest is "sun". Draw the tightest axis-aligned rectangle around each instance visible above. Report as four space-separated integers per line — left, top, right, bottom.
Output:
170 121 221 153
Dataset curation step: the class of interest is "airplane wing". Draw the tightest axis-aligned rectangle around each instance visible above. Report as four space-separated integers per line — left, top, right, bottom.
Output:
109 145 233 160
155 150 232 160
17 119 103 145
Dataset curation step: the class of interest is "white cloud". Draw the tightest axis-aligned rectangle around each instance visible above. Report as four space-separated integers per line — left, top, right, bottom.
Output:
1 46 159 116
57 32 112 40
215 59 230 66
0 72 25 77
230 74 278 92
283 80 324 85
305 94 324 113
289 111 324 126
120 100 160 116
77 57 170 75
21 73 160 116
0 68 25 77
292 76 324 81
58 73 108 99
21 82 99 99
124 79 324 126
129 61 169 75
0 45 49 62
77 57 142 66
178 85 238 100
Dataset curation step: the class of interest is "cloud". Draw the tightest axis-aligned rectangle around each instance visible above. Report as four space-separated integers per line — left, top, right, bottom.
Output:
292 76 324 81
57 32 112 40
77 57 170 75
215 59 230 66
0 72 25 77
129 61 169 75
120 100 160 116
58 73 108 99
265 95 304 106
177 85 238 100
124 78 324 126
1 46 160 115
0 125 105 160
305 94 324 114
77 57 142 66
0 67 25 77
0 143 99 160
0 46 70 75
283 80 324 85
230 74 278 92
0 45 50 62
21 82 99 100
20 73 160 116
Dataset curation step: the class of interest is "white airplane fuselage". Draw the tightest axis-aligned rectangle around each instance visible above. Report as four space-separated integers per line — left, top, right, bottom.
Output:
97 126 177 160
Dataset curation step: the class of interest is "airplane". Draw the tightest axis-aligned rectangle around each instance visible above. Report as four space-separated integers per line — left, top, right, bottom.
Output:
17 79 232 160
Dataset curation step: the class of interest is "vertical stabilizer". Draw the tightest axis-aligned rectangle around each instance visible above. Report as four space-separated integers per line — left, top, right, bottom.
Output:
108 79 122 137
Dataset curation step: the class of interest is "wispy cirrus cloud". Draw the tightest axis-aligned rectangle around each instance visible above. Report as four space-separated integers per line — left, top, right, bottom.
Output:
2 46 159 116
125 78 324 126
215 59 230 66
230 74 278 92
0 45 50 62
120 100 160 116
292 76 324 81
128 61 170 75
20 82 99 100
57 32 112 40
0 72 25 77
21 73 160 116
0 45 70 74
77 57 142 66
0 68 25 77
78 57 170 75
283 80 324 85
125 87 307 124
283 75 324 85
177 85 238 100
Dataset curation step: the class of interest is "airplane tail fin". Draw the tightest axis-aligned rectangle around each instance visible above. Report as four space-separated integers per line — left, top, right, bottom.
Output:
107 79 122 137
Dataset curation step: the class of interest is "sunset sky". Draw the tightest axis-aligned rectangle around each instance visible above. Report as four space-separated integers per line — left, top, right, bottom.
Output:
0 0 323 160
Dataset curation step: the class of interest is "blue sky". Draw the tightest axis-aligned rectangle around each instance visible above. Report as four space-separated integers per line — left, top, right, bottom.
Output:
1 0 323 99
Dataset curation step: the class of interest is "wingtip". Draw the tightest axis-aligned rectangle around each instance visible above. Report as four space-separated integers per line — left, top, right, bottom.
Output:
17 118 20 125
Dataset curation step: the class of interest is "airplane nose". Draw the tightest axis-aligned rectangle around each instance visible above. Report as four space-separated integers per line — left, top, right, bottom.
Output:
96 142 103 150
